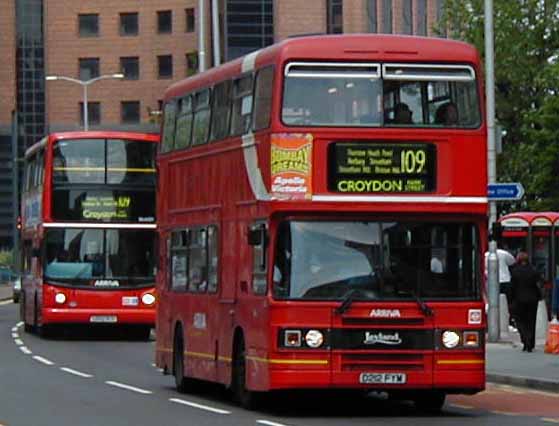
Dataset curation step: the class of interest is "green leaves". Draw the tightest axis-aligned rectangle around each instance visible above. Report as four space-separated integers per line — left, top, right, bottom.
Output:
439 0 559 212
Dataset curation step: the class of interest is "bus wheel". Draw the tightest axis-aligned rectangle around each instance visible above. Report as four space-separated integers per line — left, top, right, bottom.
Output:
413 391 446 413
232 337 259 410
173 328 195 393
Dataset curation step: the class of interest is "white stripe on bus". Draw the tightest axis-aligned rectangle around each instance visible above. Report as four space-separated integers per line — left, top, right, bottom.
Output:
43 223 156 229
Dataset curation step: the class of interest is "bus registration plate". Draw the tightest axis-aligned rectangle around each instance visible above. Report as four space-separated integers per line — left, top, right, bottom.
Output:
90 315 118 323
359 372 406 384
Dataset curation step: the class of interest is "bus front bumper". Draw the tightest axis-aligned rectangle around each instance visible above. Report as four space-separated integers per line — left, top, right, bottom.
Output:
43 308 155 325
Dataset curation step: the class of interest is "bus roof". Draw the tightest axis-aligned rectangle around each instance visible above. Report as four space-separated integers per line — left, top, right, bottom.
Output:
25 130 159 158
499 211 559 227
164 34 480 100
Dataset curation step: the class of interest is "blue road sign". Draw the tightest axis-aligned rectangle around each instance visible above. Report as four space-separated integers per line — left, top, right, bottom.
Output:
487 182 525 200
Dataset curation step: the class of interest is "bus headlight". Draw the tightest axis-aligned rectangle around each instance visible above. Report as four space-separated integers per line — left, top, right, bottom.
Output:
305 330 324 348
141 293 156 305
441 330 460 349
55 293 66 304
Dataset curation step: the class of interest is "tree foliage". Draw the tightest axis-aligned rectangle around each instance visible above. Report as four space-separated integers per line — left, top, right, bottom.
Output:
436 0 559 212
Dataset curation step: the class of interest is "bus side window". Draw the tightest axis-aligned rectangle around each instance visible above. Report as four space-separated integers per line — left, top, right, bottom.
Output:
207 225 219 293
253 66 274 131
161 100 177 153
250 222 268 295
192 89 211 146
210 80 232 142
170 230 188 292
231 74 254 136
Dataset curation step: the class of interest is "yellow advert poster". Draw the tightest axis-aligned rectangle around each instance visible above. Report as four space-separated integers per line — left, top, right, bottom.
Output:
270 133 313 200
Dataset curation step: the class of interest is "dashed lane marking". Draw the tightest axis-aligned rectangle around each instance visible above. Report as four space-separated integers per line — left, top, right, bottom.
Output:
14 339 23 346
60 367 93 378
11 332 19 338
16 322 23 327
257 420 294 426
19 346 31 355
542 418 559 424
169 398 231 414
491 411 520 416
11 326 18 332
33 356 54 366
105 381 153 395
0 300 12 306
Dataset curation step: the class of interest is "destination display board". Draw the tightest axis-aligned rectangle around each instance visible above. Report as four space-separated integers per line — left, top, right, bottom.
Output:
328 142 436 193
52 189 155 223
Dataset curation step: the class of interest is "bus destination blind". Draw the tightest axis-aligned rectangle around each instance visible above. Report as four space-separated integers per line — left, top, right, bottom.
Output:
329 143 436 193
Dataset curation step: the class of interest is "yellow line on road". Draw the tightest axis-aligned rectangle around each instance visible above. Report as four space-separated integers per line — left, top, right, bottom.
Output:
449 404 474 409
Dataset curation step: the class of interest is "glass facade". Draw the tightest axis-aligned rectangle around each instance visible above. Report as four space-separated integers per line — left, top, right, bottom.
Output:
16 0 45 150
225 0 274 61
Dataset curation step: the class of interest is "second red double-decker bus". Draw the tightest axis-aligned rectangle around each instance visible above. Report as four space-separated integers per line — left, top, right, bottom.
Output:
155 34 487 411
20 131 158 339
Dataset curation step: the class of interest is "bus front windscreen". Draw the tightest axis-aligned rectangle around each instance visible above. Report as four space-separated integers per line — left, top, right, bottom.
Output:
43 228 155 288
273 220 480 301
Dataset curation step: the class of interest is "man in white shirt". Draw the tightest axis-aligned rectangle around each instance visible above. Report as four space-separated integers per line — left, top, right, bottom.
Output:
485 247 516 325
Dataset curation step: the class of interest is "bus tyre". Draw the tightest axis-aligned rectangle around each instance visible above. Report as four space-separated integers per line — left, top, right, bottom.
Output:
232 337 259 410
413 391 446 413
173 329 195 393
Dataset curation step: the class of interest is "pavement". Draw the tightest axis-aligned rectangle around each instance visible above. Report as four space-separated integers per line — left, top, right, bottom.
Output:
0 283 557 393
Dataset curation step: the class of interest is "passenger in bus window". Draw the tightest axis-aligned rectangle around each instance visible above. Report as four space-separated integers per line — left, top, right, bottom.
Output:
392 102 413 124
435 102 459 125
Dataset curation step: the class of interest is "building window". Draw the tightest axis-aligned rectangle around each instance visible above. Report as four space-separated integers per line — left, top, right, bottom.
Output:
157 10 172 33
79 58 100 81
416 0 427 36
367 0 377 33
326 0 343 34
437 0 447 37
382 0 392 33
121 57 139 80
158 55 173 79
225 0 274 60
402 0 413 34
79 102 101 126
78 14 99 37
120 13 139 36
186 51 198 76
121 101 140 123
186 8 195 32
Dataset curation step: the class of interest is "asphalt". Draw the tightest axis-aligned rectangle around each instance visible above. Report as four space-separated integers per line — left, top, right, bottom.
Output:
0 283 557 393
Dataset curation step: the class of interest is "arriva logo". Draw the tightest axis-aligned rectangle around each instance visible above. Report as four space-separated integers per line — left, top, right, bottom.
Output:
363 332 403 345
369 309 401 318
94 280 120 288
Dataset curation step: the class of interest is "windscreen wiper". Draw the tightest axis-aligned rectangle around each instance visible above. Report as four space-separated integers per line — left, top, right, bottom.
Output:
335 289 358 315
414 292 434 317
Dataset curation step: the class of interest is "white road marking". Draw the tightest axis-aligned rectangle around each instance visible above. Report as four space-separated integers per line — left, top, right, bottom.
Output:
12 332 19 338
541 418 559 424
33 355 54 366
11 326 18 332
449 404 474 410
257 420 294 426
60 367 93 378
105 381 152 395
19 346 32 354
14 338 23 346
16 321 23 327
0 300 12 306
169 398 231 414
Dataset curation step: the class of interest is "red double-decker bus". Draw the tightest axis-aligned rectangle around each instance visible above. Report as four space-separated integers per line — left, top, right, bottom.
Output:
20 131 158 339
155 34 487 411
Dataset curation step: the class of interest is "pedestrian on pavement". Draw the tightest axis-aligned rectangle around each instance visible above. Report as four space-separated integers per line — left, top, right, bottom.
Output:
510 251 542 352
485 245 516 327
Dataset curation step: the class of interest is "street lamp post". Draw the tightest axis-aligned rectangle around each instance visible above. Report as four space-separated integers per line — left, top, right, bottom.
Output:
45 73 124 131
